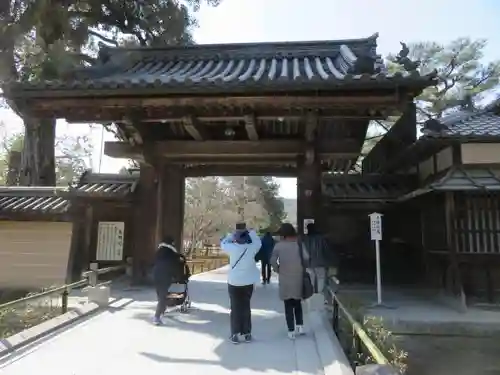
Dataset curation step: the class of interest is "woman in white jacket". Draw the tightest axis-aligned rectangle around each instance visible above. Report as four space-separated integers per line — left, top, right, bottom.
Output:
220 224 262 344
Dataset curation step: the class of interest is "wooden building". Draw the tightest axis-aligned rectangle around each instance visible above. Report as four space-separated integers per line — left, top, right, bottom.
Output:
359 99 500 306
0 172 136 288
4 34 437 282
0 187 72 289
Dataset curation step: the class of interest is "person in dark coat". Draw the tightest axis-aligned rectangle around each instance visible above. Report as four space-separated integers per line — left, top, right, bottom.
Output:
258 231 275 284
152 236 183 325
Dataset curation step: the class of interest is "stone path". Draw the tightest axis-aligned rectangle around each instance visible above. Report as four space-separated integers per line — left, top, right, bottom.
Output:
0 267 352 375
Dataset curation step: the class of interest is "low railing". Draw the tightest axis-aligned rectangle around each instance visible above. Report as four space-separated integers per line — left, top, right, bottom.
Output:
325 276 400 374
186 257 228 275
0 263 126 339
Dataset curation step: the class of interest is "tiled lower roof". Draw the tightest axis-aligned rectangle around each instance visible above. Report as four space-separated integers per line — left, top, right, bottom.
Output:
429 167 500 191
322 174 415 201
422 99 500 138
70 171 138 198
0 171 139 216
399 167 500 201
0 187 70 215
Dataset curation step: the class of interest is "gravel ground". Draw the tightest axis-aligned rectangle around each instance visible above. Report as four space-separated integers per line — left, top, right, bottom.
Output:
397 335 500 375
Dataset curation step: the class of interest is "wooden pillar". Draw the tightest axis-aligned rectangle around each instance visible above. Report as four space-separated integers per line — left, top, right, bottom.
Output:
297 159 322 235
132 163 158 283
444 192 466 311
158 164 185 252
66 204 85 283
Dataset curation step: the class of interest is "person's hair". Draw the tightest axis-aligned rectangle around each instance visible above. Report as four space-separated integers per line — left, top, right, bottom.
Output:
234 229 252 244
235 222 246 230
306 222 317 235
278 223 296 239
162 235 175 245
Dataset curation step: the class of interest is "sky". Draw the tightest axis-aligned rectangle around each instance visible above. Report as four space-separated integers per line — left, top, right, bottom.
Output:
1 0 500 198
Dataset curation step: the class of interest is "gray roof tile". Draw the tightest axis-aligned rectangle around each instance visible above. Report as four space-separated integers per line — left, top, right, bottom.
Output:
0 187 70 215
422 100 500 138
70 171 138 198
322 174 415 201
0 172 138 217
8 35 436 95
430 167 500 191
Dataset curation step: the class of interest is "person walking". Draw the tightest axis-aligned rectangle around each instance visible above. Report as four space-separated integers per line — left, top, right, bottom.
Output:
302 222 331 311
152 236 183 325
220 223 262 344
258 231 275 284
270 223 305 339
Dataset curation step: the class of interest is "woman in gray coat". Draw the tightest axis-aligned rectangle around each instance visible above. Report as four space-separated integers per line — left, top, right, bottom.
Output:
270 223 305 339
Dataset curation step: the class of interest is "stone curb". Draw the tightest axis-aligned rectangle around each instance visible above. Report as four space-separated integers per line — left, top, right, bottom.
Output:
309 310 355 375
0 302 102 358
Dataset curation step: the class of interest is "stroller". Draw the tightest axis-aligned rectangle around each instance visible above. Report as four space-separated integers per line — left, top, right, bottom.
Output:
165 254 192 313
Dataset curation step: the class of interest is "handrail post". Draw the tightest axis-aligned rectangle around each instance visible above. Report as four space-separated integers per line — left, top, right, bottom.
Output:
61 288 69 313
89 263 98 287
333 297 339 334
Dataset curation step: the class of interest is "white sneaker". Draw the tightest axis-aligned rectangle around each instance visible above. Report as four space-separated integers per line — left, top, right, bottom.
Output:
296 325 305 335
288 331 296 340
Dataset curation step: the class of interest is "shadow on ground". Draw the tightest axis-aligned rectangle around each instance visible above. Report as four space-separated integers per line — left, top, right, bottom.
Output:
128 278 298 373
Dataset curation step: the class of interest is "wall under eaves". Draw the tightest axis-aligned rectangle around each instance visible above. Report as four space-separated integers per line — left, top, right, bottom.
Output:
461 143 500 164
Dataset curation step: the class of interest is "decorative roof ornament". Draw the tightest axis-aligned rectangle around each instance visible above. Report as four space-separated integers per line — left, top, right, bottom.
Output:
97 42 112 64
394 42 420 72
459 87 475 111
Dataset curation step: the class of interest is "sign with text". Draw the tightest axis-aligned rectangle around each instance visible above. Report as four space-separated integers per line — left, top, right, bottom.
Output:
368 212 383 241
96 221 125 261
303 218 315 234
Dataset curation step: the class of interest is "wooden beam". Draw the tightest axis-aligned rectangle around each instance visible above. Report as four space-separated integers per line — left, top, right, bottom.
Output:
104 139 361 162
31 94 401 112
244 114 259 140
155 140 359 158
184 165 298 177
104 142 144 161
182 115 209 141
179 158 297 165
65 111 388 124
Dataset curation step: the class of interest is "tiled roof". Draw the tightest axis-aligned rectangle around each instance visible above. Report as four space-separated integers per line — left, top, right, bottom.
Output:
429 167 500 191
322 174 415 201
70 171 138 198
399 167 500 201
8 34 436 95
0 171 139 217
0 187 70 215
422 99 500 138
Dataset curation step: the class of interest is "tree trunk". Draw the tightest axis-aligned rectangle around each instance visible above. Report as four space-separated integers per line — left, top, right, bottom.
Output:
6 150 21 186
19 118 56 186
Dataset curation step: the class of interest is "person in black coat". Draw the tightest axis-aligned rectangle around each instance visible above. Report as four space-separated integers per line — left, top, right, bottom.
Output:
152 236 183 325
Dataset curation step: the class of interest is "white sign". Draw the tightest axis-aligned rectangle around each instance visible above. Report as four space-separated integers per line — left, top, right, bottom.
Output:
369 212 383 241
96 222 125 261
303 218 315 234
368 212 383 305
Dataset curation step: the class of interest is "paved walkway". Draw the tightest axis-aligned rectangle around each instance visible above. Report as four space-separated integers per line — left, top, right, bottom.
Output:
0 267 351 375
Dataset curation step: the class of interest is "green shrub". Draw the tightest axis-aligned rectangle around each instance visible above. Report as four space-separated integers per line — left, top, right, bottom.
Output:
0 291 62 339
336 295 408 374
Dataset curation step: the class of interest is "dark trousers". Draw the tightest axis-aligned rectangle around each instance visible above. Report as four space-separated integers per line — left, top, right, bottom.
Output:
284 298 303 332
155 284 171 319
261 259 271 282
228 284 254 335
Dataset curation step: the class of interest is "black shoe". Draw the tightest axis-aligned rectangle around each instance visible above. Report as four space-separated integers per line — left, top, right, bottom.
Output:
244 334 252 343
230 334 240 344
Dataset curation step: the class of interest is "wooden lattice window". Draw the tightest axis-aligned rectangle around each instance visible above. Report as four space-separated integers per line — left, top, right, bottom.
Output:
454 193 500 254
